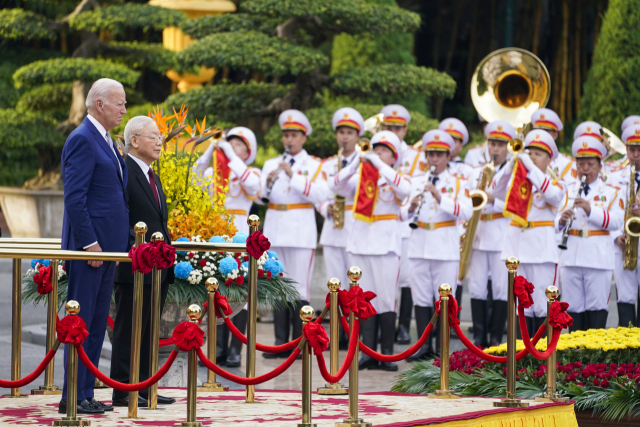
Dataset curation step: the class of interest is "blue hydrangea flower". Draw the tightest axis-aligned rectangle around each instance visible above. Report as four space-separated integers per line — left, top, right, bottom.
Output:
219 257 238 276
267 250 279 260
31 259 42 268
232 233 248 244
241 261 249 277
209 236 226 243
174 261 193 280
175 237 190 255
41 259 50 267
264 258 283 276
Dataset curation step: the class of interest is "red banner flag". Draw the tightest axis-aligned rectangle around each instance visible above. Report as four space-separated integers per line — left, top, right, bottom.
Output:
213 149 230 195
353 162 379 223
503 159 533 226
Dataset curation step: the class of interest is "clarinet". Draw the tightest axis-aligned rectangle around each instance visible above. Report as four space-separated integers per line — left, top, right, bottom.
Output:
261 146 291 204
558 175 588 250
409 165 437 229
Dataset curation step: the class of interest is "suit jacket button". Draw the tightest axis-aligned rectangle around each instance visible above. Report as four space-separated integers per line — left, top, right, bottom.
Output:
126 208 130 213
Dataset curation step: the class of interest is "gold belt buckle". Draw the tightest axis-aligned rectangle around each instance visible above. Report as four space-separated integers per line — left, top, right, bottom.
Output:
579 229 588 238
521 222 531 231
421 222 435 231
277 204 287 211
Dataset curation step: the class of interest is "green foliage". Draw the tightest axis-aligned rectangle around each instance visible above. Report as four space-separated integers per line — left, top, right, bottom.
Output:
175 31 329 76
580 0 640 132
0 109 65 149
180 13 278 39
103 41 176 74
0 148 39 187
69 4 186 36
16 83 72 113
165 81 291 123
331 65 457 99
264 104 438 158
13 58 140 89
0 8 55 40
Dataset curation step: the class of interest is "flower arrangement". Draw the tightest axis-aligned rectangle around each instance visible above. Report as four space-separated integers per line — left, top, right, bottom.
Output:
22 259 68 311
393 327 640 422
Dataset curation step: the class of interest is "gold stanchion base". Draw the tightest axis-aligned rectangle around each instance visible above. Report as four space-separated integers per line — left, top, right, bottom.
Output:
32 385 62 395
93 380 109 389
198 382 229 392
180 422 203 426
52 417 91 426
535 394 570 403
335 419 372 427
297 423 317 427
317 383 348 395
493 399 529 408
428 390 461 399
141 406 166 411
2 394 28 398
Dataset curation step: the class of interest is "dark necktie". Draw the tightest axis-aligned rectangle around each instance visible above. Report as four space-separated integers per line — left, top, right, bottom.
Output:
289 158 295 166
583 184 590 196
342 159 348 168
635 172 640 190
431 176 439 186
148 168 161 209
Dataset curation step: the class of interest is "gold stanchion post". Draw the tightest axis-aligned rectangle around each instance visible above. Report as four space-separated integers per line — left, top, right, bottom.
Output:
182 304 205 427
53 301 90 426
535 286 569 403
5 258 27 398
494 256 529 408
318 278 348 395
336 267 371 427
199 278 229 392
33 259 62 395
245 215 260 403
125 222 147 419
429 284 460 399
298 306 317 427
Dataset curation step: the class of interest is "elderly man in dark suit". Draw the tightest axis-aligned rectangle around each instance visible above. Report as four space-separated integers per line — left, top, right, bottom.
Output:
109 116 175 407
60 78 129 414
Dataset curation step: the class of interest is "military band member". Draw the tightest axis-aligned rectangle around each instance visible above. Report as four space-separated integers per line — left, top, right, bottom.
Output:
329 130 411 371
260 110 329 357
556 136 623 331
464 115 491 167
379 104 424 345
465 120 515 347
401 130 473 360
609 116 640 172
609 125 640 327
531 108 575 184
440 118 474 180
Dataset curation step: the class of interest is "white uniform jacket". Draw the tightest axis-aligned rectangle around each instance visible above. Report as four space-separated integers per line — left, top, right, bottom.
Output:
317 152 359 248
606 165 633 254
555 178 623 270
397 141 426 239
449 157 475 181
550 153 577 185
401 169 473 261
260 150 329 249
464 142 491 167
329 158 411 256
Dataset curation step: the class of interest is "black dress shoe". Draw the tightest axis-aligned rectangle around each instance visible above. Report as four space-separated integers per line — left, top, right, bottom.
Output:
157 395 176 405
88 397 114 411
58 399 104 414
112 396 148 407
379 361 399 372
262 351 288 359
358 355 379 371
225 350 241 368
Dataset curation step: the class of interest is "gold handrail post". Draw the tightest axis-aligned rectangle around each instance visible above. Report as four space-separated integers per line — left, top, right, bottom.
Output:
336 267 371 427
4 258 27 398
53 301 90 426
429 283 460 399
199 278 229 392
182 304 205 427
298 306 317 427
318 278 347 395
245 215 260 403
494 257 529 408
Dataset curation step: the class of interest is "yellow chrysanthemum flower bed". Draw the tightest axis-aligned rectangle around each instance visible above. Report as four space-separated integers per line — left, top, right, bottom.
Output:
484 327 640 354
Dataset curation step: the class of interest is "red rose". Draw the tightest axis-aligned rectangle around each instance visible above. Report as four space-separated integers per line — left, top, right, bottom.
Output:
244 256 249 261
236 276 244 285
199 259 207 267
188 252 195 258
246 231 271 259
225 278 233 286
266 271 272 279
258 269 264 278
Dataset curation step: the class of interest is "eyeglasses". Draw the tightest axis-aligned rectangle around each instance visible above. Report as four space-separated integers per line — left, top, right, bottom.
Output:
134 134 164 142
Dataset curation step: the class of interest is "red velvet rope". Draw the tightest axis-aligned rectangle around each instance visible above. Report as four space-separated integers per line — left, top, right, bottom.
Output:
514 276 535 309
0 347 57 388
316 320 360 383
77 345 179 391
196 347 301 385
518 306 561 360
302 322 329 355
106 312 205 347
34 265 53 295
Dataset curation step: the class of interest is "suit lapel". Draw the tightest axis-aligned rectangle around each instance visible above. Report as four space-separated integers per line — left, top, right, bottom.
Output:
84 117 125 187
126 157 162 215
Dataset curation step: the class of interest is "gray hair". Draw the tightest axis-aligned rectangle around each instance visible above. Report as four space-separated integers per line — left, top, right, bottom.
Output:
85 78 124 110
124 116 155 153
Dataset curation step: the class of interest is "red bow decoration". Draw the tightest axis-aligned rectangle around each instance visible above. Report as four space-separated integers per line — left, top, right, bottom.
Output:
435 295 461 326
57 316 89 346
213 291 233 318
514 275 535 309
549 300 573 330
246 231 271 260
302 321 329 355
154 241 176 270
34 265 53 295
128 240 177 274
172 322 204 352
342 286 377 320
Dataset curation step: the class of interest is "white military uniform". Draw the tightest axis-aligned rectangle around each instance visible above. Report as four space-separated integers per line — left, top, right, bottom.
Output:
465 142 491 167
550 153 577 185
449 158 474 180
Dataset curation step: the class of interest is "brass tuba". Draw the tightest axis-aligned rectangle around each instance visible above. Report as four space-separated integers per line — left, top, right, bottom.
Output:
458 157 493 281
471 48 550 129
624 163 640 270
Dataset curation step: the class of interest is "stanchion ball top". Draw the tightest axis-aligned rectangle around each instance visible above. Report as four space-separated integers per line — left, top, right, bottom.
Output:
505 256 520 271
545 286 560 300
150 232 164 242
247 215 260 227
187 304 202 321
438 283 452 297
205 277 219 292
66 300 80 316
134 222 148 234
327 278 341 291
347 266 362 282
300 305 314 322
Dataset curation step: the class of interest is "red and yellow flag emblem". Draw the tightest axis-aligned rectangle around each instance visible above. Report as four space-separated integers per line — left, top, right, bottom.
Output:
353 162 379 223
503 159 533 226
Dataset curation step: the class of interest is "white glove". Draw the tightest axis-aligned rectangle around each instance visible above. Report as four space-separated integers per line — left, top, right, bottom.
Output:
217 140 237 159
518 152 535 171
364 151 385 169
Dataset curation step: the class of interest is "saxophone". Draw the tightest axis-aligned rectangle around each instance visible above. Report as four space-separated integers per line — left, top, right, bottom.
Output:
458 156 494 281
333 146 346 229
624 163 640 270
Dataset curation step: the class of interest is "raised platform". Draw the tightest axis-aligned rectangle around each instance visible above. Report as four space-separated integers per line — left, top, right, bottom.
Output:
0 388 578 426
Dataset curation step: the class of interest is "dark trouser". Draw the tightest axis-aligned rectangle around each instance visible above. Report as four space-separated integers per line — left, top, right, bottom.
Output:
110 279 170 400
273 300 308 345
618 302 636 327
217 309 248 359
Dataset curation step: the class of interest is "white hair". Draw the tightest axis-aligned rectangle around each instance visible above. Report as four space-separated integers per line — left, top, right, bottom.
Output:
85 78 124 110
124 116 155 154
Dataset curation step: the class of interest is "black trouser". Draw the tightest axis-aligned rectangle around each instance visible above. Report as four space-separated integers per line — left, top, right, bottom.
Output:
217 309 248 358
273 300 309 345
110 279 170 400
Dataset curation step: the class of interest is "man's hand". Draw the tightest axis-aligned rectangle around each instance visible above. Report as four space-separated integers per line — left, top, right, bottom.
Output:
486 193 495 204
616 235 626 251
85 243 103 268
424 184 442 203
278 161 294 178
559 209 574 227
327 203 335 217
267 170 279 187
217 141 236 159
574 197 591 216
408 195 422 214
631 202 640 217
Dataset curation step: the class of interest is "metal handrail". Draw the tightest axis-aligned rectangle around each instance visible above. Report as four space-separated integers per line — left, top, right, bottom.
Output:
0 238 61 244
0 239 247 254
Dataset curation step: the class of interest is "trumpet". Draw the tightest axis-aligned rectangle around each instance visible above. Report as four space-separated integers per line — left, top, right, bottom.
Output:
558 175 588 250
409 165 437 229
356 139 371 153
261 145 291 204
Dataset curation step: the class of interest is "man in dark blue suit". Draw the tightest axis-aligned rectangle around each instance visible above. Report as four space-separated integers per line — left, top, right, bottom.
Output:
59 78 129 415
